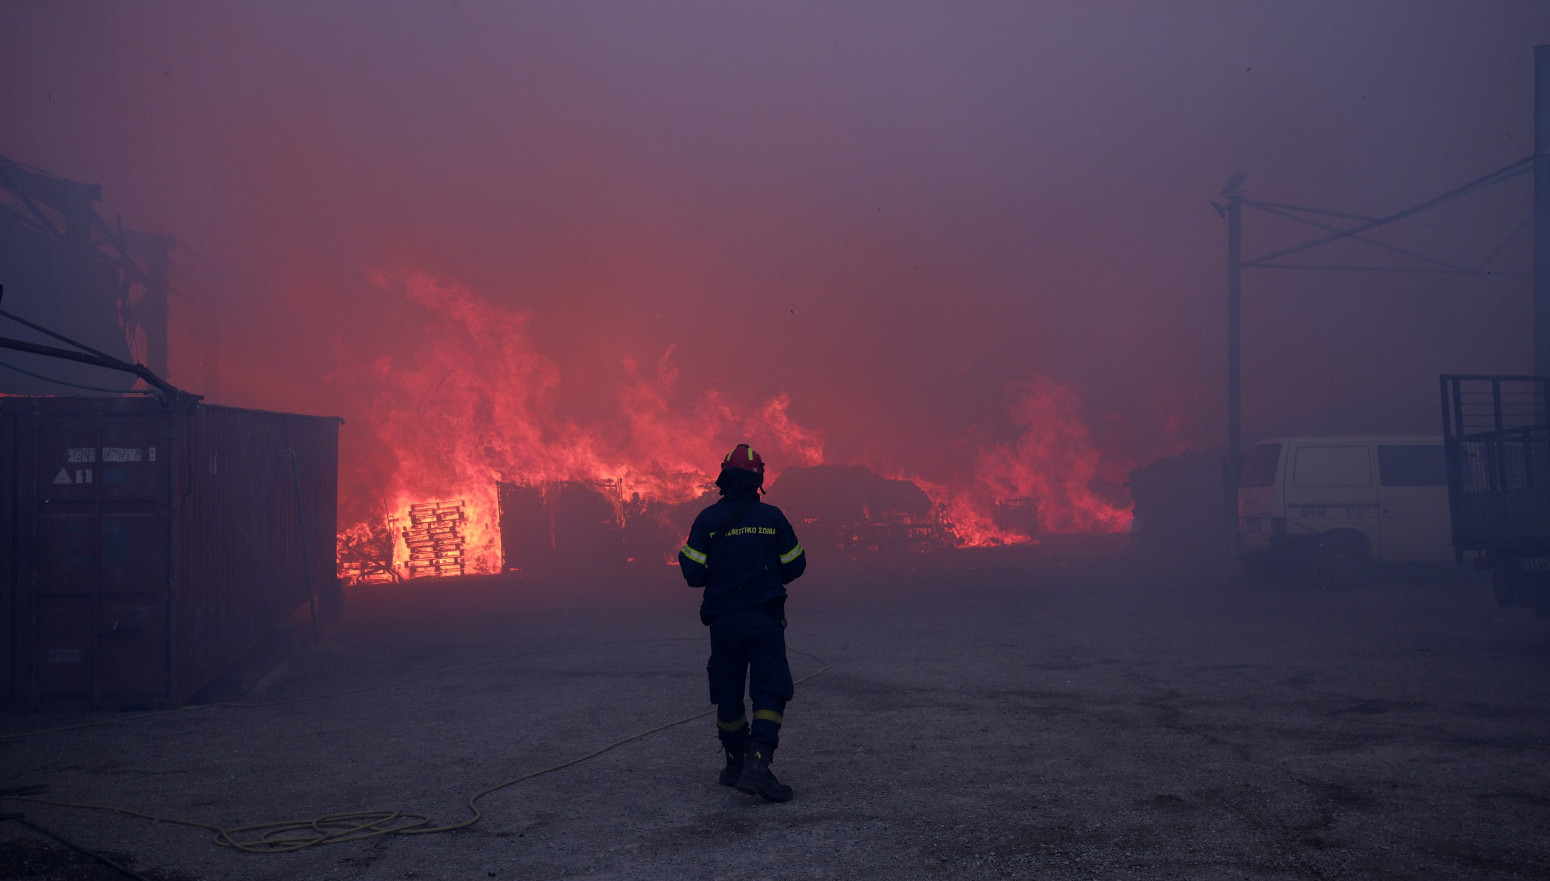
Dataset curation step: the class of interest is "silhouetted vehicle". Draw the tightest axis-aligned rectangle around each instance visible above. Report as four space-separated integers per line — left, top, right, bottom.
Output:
1440 375 1550 613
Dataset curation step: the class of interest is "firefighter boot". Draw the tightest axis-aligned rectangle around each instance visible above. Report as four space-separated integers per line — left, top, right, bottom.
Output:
735 742 793 802
717 744 746 787
716 725 748 787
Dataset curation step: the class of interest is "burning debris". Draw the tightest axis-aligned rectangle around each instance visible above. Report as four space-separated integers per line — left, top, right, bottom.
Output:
957 376 1132 536
337 519 399 586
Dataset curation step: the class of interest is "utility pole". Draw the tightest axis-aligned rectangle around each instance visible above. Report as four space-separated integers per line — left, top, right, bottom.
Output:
1215 44 1536 516
1225 191 1242 518
1536 45 1550 378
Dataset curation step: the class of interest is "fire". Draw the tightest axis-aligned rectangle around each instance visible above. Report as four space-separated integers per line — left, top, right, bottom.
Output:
331 271 1135 579
925 375 1133 546
331 270 824 576
976 375 1133 533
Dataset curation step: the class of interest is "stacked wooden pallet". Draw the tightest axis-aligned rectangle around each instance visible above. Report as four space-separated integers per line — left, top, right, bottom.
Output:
402 500 466 578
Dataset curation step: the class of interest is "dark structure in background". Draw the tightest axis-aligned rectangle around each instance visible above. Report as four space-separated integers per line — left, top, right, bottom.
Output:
0 396 341 709
1422 49 1550 614
0 155 172 394
495 465 953 574
767 464 945 554
1217 45 1550 515
0 156 341 709
993 497 1039 540
1440 374 1550 612
1128 449 1230 567
497 479 629 572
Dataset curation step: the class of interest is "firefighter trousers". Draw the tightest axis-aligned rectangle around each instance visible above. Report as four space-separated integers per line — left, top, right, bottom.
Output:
706 601 794 750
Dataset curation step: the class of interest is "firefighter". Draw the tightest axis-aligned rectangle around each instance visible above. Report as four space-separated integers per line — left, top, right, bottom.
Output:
679 443 807 802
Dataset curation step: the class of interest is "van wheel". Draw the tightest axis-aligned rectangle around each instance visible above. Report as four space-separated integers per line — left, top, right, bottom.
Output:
1315 533 1371 588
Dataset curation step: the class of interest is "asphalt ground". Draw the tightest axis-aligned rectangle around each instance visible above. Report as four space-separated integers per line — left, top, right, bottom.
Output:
3 539 1549 880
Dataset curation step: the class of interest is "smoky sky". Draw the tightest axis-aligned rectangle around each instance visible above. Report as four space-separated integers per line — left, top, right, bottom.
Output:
3 2 1549 484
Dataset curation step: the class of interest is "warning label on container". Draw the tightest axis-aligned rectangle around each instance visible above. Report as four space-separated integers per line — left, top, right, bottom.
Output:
66 447 96 463
103 447 142 462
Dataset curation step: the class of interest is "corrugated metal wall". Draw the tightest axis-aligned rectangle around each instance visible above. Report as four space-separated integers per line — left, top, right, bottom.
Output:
174 404 339 703
0 396 339 708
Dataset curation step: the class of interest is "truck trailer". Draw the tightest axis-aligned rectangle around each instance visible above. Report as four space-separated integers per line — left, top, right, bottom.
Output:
1439 374 1550 612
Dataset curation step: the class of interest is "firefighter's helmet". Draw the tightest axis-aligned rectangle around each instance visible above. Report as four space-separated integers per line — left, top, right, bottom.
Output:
721 443 765 475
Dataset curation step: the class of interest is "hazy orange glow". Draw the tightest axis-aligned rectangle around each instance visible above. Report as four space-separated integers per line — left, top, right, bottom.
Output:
334 270 826 575
905 377 1133 547
332 270 1131 578
972 376 1132 534
7 5 1541 587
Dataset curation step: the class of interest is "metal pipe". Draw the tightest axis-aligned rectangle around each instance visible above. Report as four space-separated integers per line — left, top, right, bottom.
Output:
0 336 189 400
282 449 318 642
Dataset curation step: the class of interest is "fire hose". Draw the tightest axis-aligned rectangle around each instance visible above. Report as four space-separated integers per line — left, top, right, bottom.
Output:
0 639 831 855
2 795 155 881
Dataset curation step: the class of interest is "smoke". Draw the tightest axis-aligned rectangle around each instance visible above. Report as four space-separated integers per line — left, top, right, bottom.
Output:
3 2 1548 554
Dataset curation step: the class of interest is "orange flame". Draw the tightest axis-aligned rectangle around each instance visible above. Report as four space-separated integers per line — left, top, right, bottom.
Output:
972 375 1132 534
910 375 1133 547
332 270 824 576
331 272 1137 577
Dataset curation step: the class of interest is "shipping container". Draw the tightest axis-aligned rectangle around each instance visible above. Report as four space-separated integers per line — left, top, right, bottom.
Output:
1 395 340 709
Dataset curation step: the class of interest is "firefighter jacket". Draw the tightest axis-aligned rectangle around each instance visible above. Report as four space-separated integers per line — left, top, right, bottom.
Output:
679 492 806 623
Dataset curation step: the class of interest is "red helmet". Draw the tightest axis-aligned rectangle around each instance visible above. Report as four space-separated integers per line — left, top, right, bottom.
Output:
720 443 765 474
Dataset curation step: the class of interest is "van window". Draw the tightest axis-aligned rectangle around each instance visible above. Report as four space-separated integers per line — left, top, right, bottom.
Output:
1377 444 1446 487
1240 443 1281 487
1293 445 1371 487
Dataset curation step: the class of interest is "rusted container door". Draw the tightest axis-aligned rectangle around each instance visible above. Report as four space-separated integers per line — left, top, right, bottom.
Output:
20 399 173 707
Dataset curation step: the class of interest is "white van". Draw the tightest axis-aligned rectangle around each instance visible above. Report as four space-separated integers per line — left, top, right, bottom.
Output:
1236 436 1451 584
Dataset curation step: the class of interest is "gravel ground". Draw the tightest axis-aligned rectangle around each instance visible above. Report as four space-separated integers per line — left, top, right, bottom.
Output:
3 540 1550 880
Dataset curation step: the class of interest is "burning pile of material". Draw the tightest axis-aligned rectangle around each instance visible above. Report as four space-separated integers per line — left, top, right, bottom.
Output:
337 520 398 586
330 271 1134 581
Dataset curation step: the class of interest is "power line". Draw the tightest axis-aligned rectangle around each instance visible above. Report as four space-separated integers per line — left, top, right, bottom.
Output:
0 359 141 394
